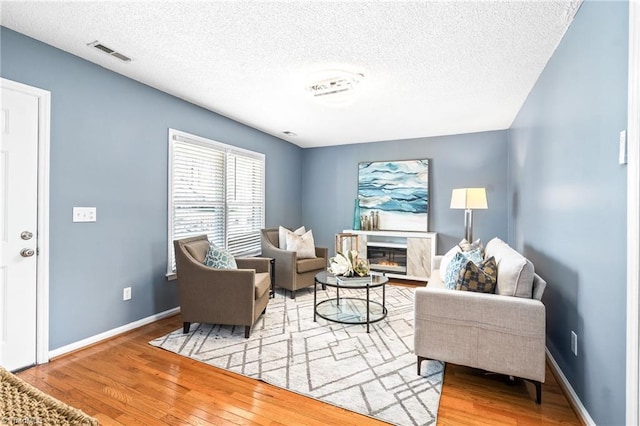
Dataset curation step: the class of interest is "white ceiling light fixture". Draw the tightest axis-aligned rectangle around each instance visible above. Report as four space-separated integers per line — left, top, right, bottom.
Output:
306 70 364 97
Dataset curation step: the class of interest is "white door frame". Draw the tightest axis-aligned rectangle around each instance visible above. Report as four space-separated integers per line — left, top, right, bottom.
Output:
627 0 640 424
1 78 50 365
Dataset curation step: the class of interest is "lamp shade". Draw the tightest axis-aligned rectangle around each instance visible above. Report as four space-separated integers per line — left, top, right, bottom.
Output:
450 188 488 209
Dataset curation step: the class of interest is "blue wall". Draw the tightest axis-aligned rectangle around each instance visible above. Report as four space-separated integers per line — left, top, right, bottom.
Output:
1 2 632 420
302 131 510 254
0 27 303 350
509 1 628 424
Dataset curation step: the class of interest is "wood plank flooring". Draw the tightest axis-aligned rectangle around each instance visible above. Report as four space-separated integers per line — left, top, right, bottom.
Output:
17 310 582 425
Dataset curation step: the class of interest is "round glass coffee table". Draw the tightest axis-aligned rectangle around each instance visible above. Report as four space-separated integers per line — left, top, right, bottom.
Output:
314 270 388 333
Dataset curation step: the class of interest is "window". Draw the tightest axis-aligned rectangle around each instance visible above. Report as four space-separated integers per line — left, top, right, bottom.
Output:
168 129 265 273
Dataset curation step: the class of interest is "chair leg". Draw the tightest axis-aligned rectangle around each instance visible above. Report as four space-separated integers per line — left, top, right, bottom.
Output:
244 326 251 338
531 380 542 404
183 322 191 334
517 377 543 404
290 290 296 299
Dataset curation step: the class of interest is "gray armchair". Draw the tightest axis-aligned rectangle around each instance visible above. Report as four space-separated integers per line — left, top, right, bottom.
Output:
260 228 328 298
174 235 271 338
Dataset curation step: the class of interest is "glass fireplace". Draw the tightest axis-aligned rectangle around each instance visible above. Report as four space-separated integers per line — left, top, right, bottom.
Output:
367 245 407 275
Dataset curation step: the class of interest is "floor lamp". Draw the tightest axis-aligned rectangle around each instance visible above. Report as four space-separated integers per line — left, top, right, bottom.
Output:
450 188 488 242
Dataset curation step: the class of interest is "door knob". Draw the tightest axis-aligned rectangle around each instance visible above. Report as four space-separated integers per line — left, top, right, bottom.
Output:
20 248 35 257
21 231 33 240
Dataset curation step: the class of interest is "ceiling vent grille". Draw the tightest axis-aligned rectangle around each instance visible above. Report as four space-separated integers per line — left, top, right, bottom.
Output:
87 41 132 62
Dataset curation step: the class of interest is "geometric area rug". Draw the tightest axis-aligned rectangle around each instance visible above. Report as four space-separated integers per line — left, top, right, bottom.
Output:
150 285 444 426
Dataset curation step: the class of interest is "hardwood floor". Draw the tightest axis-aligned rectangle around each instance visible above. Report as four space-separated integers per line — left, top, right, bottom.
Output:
17 314 582 425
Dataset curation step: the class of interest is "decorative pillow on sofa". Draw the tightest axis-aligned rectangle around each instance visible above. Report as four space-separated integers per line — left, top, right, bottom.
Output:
484 237 535 298
279 226 306 249
285 229 317 259
458 238 484 254
439 239 485 282
439 244 462 282
203 244 237 269
443 249 483 290
455 256 497 293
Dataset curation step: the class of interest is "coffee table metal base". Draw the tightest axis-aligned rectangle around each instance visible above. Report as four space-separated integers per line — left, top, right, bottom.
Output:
313 272 388 333
315 298 387 331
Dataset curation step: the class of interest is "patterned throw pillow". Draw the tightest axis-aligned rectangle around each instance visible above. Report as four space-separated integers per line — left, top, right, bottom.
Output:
203 244 237 269
443 249 483 290
455 256 497 293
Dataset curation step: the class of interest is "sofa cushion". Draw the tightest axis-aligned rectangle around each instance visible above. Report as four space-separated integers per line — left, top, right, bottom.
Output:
254 272 271 299
286 229 317 259
456 256 497 293
203 244 237 269
485 238 534 298
443 249 483 290
297 256 326 274
279 225 305 249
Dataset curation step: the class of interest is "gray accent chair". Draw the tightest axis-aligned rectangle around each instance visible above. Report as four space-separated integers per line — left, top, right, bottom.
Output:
174 235 271 338
414 243 547 404
260 228 328 298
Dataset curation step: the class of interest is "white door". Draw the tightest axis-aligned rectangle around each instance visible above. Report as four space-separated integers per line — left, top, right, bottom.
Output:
0 85 39 371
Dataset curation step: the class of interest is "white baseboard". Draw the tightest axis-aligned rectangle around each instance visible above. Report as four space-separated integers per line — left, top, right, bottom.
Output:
546 348 595 426
48 307 180 359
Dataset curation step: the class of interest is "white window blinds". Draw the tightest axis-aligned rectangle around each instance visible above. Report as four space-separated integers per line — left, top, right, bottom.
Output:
168 129 265 273
226 150 265 257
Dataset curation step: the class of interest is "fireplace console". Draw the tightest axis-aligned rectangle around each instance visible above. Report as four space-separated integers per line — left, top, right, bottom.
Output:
342 230 437 282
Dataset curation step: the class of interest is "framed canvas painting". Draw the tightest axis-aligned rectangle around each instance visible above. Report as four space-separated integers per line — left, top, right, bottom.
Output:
358 159 429 232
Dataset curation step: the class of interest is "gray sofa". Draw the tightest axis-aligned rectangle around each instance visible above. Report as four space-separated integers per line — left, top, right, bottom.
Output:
414 237 547 403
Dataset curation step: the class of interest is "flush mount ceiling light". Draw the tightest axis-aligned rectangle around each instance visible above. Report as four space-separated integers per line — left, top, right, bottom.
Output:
306 70 364 97
87 40 132 62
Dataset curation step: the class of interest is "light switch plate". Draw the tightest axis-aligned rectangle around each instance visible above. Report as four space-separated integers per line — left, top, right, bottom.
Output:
73 207 97 222
620 130 627 165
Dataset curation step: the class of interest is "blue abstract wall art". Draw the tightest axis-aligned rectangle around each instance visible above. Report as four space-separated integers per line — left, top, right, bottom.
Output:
358 159 429 231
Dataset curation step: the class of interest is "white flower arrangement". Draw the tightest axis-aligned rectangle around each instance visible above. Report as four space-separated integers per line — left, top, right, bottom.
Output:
328 250 370 277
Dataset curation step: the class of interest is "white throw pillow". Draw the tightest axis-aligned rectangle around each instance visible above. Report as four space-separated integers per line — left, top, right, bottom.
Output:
484 237 509 259
278 225 306 249
485 237 535 298
285 229 317 259
439 244 462 282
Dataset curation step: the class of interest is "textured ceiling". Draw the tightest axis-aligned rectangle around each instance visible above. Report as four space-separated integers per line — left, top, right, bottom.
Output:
0 1 581 147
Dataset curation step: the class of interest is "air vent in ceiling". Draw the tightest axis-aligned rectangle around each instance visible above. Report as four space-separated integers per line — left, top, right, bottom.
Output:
307 71 364 97
87 40 132 63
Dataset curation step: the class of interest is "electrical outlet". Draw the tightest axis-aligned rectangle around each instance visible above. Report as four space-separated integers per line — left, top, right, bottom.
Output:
123 287 132 301
571 331 578 356
73 207 97 222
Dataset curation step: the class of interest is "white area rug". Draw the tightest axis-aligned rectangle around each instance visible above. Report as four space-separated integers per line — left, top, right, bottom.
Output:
150 285 443 426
